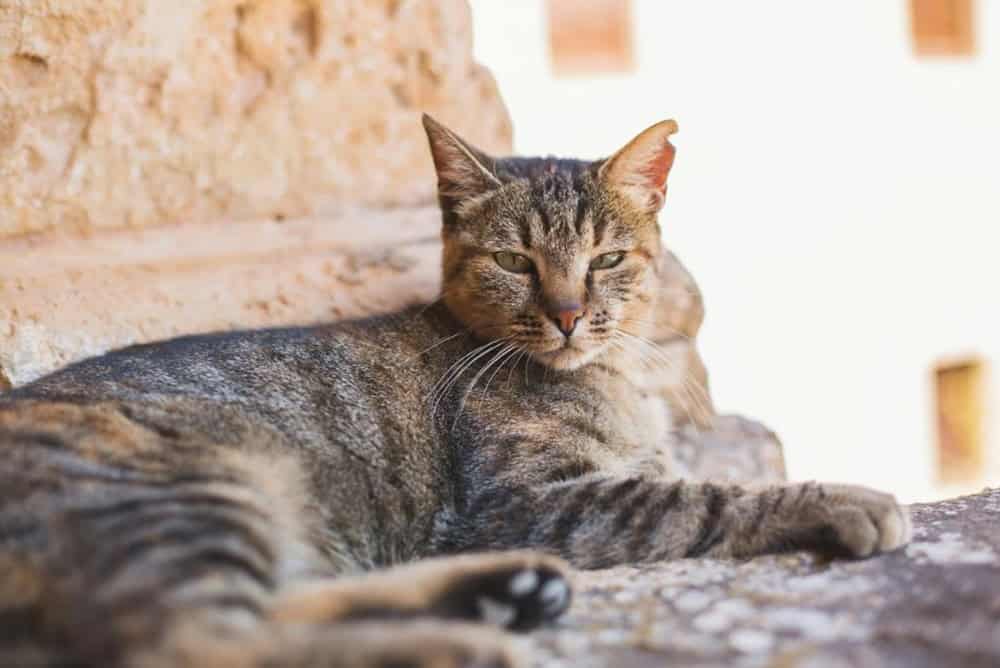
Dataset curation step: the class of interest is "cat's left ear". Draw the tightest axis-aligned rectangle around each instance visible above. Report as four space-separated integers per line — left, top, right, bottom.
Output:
598 119 678 215
422 114 502 210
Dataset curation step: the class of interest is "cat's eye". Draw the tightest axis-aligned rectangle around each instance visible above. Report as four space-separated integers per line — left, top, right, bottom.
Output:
589 252 626 271
493 251 534 274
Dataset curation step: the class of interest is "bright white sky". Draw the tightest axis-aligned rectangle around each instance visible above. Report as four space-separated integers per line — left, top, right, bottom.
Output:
470 0 1000 501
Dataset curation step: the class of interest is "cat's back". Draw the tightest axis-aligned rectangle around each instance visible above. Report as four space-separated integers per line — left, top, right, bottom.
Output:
0 303 468 572
6 304 453 415
2 305 466 493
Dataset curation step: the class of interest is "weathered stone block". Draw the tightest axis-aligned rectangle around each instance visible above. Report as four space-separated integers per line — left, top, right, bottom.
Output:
0 0 511 237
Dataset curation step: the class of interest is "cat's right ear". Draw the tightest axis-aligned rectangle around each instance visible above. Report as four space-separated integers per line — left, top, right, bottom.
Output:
598 119 679 216
422 114 502 211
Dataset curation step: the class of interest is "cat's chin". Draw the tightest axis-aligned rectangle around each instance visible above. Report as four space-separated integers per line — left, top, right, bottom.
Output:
531 345 602 371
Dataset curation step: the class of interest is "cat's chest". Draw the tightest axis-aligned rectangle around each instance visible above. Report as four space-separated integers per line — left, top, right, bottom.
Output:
586 365 676 475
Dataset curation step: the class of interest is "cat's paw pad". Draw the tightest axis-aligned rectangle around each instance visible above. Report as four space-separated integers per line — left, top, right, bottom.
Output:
476 566 571 630
436 554 572 631
472 564 571 631
820 484 912 558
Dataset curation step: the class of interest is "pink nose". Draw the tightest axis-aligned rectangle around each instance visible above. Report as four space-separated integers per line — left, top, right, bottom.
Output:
548 303 585 337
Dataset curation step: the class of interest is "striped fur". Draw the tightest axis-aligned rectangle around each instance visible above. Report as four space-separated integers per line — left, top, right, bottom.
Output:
0 117 909 666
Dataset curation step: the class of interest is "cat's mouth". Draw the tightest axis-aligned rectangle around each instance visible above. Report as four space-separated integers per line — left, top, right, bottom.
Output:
530 339 602 371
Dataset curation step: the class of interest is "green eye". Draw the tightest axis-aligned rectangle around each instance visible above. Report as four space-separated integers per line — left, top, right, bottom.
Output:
590 252 626 271
494 251 534 274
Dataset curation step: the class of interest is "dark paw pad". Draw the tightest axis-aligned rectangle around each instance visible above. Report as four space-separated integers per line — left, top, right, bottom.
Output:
436 564 571 631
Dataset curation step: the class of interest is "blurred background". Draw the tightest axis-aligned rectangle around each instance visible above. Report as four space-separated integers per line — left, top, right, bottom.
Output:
471 0 999 501
1 0 996 503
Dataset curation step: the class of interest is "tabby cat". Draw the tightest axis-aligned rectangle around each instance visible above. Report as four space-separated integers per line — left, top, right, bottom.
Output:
0 115 910 667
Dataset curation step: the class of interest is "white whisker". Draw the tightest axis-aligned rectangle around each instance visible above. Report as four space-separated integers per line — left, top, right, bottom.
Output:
482 345 522 398
619 317 692 341
428 337 512 423
615 331 707 433
408 331 466 360
450 342 520 430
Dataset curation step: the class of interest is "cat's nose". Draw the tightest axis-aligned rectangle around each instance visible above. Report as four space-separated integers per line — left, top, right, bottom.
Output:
547 303 585 337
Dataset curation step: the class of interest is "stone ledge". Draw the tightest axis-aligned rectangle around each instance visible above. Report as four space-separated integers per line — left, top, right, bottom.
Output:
526 487 1000 667
0 207 443 386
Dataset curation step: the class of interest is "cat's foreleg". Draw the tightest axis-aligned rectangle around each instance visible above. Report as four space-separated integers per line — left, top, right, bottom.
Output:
438 477 911 568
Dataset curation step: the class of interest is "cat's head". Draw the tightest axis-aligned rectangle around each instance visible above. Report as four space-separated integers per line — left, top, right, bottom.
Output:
423 115 678 371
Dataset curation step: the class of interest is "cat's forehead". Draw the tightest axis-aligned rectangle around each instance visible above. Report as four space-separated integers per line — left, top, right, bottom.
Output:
476 158 634 252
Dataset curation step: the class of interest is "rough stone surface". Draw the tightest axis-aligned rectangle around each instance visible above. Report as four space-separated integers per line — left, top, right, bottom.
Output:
0 207 443 386
525 487 1000 667
673 414 787 484
0 0 511 237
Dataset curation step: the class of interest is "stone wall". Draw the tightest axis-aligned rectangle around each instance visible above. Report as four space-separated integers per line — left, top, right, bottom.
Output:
0 0 510 387
0 207 443 387
0 0 510 237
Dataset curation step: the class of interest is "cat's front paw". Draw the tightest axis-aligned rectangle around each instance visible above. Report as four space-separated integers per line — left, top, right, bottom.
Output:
819 483 912 557
765 482 912 559
432 551 572 631
743 482 912 560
